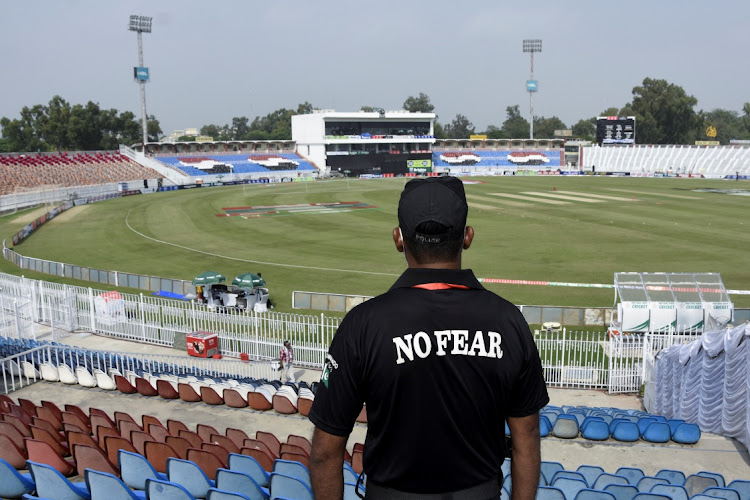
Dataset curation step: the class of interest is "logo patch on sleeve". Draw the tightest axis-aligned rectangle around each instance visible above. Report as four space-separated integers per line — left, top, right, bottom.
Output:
321 354 338 388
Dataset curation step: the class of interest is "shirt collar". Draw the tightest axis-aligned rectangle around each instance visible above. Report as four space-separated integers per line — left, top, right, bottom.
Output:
389 268 485 291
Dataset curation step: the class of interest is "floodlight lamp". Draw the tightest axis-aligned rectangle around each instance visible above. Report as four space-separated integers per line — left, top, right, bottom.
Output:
128 15 153 33
522 39 542 53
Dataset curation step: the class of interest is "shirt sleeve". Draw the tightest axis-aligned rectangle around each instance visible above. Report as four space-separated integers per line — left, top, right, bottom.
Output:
507 317 550 418
308 313 365 437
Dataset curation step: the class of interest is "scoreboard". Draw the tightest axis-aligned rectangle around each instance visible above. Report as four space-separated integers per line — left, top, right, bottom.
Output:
596 116 636 144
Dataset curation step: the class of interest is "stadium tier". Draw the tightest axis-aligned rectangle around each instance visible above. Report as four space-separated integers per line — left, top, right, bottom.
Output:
432 149 563 168
0 152 162 196
155 153 318 177
583 144 750 176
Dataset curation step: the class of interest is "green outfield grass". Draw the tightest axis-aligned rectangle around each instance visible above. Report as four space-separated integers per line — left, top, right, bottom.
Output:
2 176 749 311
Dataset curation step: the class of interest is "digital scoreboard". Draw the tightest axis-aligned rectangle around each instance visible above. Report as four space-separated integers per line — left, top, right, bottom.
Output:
596 116 636 144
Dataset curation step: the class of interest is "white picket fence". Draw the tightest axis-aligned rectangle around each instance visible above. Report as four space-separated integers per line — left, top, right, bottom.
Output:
0 271 700 393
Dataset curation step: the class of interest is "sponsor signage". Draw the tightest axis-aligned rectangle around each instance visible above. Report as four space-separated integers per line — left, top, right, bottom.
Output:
695 141 720 146
133 67 150 81
470 135 488 140
596 116 635 144
526 80 538 92
407 159 432 174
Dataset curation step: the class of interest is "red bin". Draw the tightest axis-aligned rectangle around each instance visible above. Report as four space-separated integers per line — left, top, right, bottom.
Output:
186 331 219 358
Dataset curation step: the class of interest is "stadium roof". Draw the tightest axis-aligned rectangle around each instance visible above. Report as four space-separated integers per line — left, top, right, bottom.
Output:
614 272 731 304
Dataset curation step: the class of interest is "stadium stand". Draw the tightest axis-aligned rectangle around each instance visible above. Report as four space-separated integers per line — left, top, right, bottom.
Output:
155 153 318 177
0 152 163 196
583 145 750 176
432 149 563 169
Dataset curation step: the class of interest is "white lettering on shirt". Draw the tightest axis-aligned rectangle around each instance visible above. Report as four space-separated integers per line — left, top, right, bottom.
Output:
393 330 504 365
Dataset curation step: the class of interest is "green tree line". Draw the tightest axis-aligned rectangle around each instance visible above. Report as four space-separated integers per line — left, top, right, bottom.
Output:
0 95 162 153
3 79 749 152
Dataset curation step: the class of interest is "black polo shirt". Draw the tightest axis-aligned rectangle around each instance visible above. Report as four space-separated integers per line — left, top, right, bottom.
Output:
309 268 549 494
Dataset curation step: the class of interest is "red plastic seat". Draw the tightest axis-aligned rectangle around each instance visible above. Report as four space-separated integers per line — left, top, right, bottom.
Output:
103 435 136 466
196 424 219 444
156 379 179 399
167 419 188 436
25 438 76 476
177 429 203 448
144 440 179 474
255 431 281 458
240 446 274 472
114 375 137 394
207 434 240 455
72 443 119 477
135 377 158 397
30 425 69 457
178 383 201 402
187 447 225 480
225 428 249 450
0 433 27 469
223 389 248 408
164 435 191 460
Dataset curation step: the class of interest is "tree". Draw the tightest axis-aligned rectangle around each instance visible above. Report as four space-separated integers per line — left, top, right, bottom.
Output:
200 124 230 141
698 108 749 144
360 106 376 112
628 78 698 144
500 105 530 139
402 93 435 114
433 122 446 139
147 115 162 143
230 116 250 140
484 125 503 139
571 119 596 140
533 116 567 139
443 114 475 139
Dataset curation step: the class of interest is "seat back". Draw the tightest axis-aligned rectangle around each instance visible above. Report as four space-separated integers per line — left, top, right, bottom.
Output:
576 466 605 488
225 428 249 449
603 484 639 500
120 449 163 490
0 433 27 469
615 468 645 486
187 448 226 480
269 472 314 500
698 473 726 489
594 474 631 490
27 460 89 500
167 419 189 436
72 443 119 477
25 439 75 476
574 489 616 500
147 478 196 500
654 469 685 486
197 424 220 443
273 459 310 486
650 484 689 500
145 441 180 474
165 436 191 459
727 480 750 500
84 469 138 500
104 435 137 466
227 453 270 488
684 475 719 497
207 488 254 500
0 457 35 498
536 487 566 500
636 477 668 493
551 477 588 500
255 431 280 457
209 434 240 455
215 469 267 500
167 457 215 498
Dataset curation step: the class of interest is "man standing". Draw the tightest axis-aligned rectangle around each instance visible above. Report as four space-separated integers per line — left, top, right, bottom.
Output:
309 176 549 499
279 340 295 383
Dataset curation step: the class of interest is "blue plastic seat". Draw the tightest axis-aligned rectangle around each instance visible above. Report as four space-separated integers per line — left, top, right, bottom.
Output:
574 489 616 500
207 489 253 500
551 477 588 500
701 487 741 500
541 462 565 485
552 471 589 486
344 481 365 500
594 474 630 490
0 457 36 499
272 460 310 486
616 468 645 487
537 486 566 500
84 469 147 500
727 480 750 500
684 474 720 497
228 454 270 489
654 469 685 486
636 477 668 493
632 493 670 500
611 421 640 442
581 420 610 441
27 460 90 500
671 423 700 444
119 450 168 490
698 472 726 488
603 484 639 500
268 473 314 500
540 415 552 437
167 457 216 499
576 466 605 488
666 419 685 435
146 478 196 500
215 469 269 500
649 483 688 500
641 422 671 443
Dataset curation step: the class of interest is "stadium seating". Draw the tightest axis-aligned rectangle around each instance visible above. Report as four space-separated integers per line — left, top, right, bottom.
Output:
432 149 562 169
155 153 317 177
0 151 162 196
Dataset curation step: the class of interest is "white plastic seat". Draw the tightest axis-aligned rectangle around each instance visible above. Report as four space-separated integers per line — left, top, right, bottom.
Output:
40 363 60 382
58 364 78 384
94 369 117 390
76 366 97 388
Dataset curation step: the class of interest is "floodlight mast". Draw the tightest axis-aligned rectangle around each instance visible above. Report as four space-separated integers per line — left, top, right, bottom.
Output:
129 15 152 149
522 39 542 140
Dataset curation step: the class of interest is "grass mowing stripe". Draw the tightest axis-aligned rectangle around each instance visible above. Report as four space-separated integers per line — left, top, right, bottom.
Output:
522 192 604 203
489 193 570 204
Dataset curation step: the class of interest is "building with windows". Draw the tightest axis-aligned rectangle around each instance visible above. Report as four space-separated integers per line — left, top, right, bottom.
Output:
291 109 435 176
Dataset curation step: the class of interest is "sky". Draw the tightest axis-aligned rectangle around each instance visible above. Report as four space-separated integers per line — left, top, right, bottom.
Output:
1 0 749 137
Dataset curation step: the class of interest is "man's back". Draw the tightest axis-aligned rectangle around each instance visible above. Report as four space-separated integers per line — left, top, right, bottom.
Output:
309 267 548 493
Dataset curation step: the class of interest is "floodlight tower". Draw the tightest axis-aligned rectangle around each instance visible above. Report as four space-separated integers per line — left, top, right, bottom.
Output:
522 39 542 139
128 15 152 148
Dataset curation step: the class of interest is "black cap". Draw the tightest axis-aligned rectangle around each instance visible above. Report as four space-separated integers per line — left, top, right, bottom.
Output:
398 176 468 244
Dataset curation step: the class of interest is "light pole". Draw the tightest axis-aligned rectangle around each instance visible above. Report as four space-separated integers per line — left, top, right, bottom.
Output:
129 15 152 149
522 39 542 140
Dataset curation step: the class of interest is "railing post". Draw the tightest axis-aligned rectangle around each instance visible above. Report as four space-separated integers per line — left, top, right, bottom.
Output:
140 293 146 341
13 300 21 339
88 287 97 333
